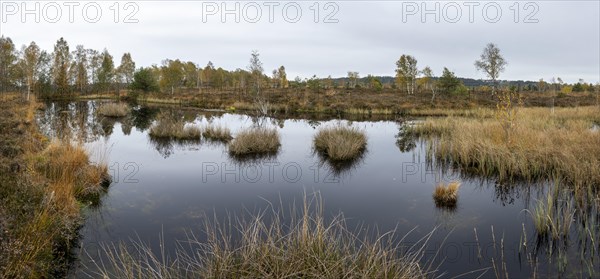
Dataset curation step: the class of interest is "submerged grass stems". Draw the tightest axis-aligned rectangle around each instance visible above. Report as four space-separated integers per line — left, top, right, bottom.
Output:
202 124 233 143
228 127 280 157
411 107 600 188
433 181 461 209
97 103 130 117
528 185 576 240
520 182 600 278
86 193 436 279
314 125 367 161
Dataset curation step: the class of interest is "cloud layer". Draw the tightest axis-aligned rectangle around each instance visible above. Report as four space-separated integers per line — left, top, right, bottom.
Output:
2 1 598 83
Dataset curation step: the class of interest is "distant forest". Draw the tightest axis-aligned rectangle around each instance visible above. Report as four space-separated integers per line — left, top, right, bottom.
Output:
332 76 538 88
0 35 597 98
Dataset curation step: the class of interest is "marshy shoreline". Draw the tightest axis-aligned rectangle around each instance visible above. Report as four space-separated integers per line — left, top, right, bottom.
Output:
70 88 599 118
0 94 110 278
411 106 600 189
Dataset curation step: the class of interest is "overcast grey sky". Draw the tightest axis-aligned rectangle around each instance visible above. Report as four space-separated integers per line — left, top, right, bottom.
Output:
1 1 599 83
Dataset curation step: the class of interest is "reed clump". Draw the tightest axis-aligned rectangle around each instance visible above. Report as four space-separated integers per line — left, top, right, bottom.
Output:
314 126 367 161
97 103 130 117
202 124 233 143
228 127 280 156
433 181 461 208
149 113 201 140
412 107 600 188
87 194 434 279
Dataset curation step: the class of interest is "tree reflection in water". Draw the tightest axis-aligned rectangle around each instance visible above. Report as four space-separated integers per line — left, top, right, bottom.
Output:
395 121 417 153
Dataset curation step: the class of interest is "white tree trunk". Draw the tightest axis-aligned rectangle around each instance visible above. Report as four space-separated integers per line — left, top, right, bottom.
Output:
27 76 31 101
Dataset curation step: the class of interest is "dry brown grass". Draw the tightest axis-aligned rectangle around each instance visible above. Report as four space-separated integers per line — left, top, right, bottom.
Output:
433 181 461 208
149 113 201 140
87 193 435 279
129 87 598 116
413 107 600 188
314 126 367 161
228 127 280 156
97 103 130 117
202 124 232 143
0 94 110 278
36 140 110 205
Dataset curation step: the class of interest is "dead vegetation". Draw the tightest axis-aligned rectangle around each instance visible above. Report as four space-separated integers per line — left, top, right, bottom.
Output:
0 94 110 278
314 125 367 161
228 127 280 157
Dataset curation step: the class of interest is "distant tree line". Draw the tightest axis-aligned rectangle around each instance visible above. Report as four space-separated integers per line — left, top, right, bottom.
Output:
0 36 137 99
0 36 597 100
0 36 289 99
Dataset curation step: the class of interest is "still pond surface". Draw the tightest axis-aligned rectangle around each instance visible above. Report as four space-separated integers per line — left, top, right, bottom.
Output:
36 101 599 278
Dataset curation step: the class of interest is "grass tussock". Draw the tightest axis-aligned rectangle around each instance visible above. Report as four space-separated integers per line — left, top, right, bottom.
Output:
35 140 111 206
0 94 110 278
433 181 461 208
87 194 434 279
314 126 367 161
97 103 130 117
413 107 600 188
202 124 233 143
228 127 280 156
149 113 201 140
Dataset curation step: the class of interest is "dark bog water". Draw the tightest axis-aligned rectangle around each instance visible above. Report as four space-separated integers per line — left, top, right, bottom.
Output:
37 101 599 278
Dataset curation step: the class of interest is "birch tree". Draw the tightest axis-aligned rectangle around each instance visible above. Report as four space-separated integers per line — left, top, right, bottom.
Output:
421 66 437 104
22 41 42 99
395 55 418 94
474 43 506 95
248 50 269 115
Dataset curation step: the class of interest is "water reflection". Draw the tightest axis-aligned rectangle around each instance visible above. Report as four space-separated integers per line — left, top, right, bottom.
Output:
130 106 159 132
395 121 417 153
38 101 101 141
120 117 133 135
313 149 367 179
39 101 165 142
434 206 459 228
227 151 280 165
99 117 117 138
147 137 201 159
